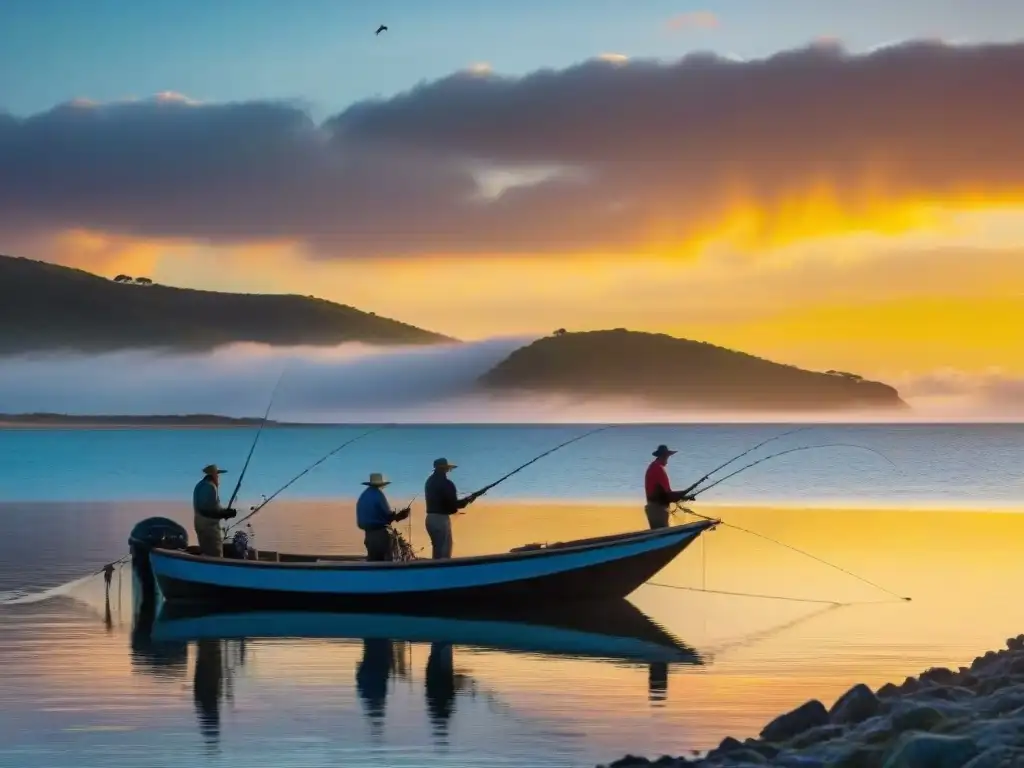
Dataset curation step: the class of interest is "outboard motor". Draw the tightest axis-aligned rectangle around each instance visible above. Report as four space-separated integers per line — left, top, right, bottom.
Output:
129 517 189 601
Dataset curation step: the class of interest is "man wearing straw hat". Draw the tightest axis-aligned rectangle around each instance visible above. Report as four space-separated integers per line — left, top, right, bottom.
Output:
356 472 411 561
193 464 238 557
424 457 481 560
644 445 695 530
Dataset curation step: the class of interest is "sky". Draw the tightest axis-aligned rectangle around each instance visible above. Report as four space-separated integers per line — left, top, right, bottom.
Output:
1 0 1023 391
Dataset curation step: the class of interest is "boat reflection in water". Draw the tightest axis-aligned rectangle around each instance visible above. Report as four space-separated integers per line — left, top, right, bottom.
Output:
131 595 702 748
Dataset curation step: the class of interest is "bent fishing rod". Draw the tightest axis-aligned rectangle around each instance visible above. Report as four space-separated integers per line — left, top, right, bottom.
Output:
226 366 289 511
679 425 813 498
227 423 394 532
688 441 898 498
672 441 910 602
468 425 618 498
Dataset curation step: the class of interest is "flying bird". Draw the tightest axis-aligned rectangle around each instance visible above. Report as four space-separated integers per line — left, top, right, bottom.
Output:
375 24 388 35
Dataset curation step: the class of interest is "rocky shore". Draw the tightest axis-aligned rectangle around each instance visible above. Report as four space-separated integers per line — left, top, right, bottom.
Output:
599 636 1024 768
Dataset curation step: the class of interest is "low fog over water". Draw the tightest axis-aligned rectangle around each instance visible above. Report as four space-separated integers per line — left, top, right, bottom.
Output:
0 339 1019 422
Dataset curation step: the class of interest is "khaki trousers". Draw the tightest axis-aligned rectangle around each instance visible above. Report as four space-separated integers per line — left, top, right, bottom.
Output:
425 513 453 559
194 515 223 557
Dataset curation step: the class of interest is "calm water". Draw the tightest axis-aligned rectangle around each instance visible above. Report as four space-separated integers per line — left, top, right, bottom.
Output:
1 425 1023 767
0 423 1021 507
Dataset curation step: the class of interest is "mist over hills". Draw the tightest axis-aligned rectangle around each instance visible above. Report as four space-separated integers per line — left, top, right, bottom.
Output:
0 256 913 418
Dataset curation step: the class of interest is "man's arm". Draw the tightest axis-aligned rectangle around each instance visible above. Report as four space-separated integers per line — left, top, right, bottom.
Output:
196 483 236 518
380 495 410 524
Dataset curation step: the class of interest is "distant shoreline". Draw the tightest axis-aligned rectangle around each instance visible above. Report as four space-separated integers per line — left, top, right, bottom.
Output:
0 414 306 429
1 414 1023 429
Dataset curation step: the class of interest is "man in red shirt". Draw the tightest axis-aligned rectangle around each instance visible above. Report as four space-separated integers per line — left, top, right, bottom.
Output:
644 444 695 529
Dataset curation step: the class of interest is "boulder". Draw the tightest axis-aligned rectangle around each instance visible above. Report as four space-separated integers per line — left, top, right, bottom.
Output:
882 733 979 768
890 704 947 732
760 699 830 743
832 684 882 725
962 746 1024 768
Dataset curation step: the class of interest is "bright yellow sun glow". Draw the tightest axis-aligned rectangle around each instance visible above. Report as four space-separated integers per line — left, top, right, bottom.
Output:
34 186 1024 384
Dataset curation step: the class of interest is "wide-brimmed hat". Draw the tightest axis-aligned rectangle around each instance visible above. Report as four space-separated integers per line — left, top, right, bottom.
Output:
362 472 390 487
203 464 228 476
433 457 457 470
651 445 677 458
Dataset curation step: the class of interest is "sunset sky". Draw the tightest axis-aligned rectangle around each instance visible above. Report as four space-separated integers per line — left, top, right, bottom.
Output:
2 0 1023 386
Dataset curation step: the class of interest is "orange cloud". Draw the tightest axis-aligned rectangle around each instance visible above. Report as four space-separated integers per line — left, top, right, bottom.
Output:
48 229 171 278
666 11 719 31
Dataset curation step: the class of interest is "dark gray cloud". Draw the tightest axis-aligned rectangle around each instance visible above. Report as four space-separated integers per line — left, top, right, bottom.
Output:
3 40 1024 259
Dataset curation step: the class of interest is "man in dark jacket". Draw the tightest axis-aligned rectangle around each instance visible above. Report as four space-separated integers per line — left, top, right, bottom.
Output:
423 457 481 559
193 464 238 556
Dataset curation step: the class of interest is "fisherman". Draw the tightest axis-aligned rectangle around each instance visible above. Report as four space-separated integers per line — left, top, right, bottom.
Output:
424 458 481 560
644 445 695 529
193 464 238 557
356 472 411 562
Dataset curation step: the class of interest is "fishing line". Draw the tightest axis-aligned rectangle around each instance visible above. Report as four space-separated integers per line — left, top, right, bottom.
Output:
646 581 904 606
469 425 617 497
226 365 289 510
675 503 911 602
680 425 814 497
691 442 899 497
227 423 394 532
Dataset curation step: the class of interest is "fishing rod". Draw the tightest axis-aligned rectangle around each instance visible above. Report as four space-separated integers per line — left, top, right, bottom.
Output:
226 367 289 511
227 424 393 532
689 441 898 498
679 425 813 497
468 425 617 498
669 441 909 601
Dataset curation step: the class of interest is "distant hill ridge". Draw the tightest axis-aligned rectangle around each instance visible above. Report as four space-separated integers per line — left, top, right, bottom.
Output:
478 329 908 411
0 254 451 353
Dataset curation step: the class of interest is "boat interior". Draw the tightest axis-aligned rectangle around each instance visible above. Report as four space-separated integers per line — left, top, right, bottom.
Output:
175 519 714 564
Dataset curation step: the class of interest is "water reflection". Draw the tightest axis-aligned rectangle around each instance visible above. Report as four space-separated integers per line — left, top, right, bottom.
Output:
133 598 702 749
356 637 410 737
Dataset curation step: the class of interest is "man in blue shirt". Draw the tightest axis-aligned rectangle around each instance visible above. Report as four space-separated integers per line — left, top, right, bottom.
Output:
356 472 411 561
193 464 238 557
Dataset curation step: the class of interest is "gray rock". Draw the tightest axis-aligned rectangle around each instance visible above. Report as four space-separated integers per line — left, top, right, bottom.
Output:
832 684 882 725
743 740 780 759
715 737 744 754
969 721 1024 752
882 733 979 768
916 686 977 702
878 683 902 698
760 699 830 743
829 745 887 768
789 724 846 749
980 687 1024 717
609 755 653 767
890 704 947 732
921 668 958 686
719 748 768 764
962 746 1024 768
775 755 826 768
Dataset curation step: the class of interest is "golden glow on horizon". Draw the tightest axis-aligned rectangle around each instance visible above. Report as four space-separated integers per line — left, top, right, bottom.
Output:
33 188 1024 379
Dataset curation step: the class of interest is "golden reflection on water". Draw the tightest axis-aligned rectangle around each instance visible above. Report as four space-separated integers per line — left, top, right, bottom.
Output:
3 501 1024 763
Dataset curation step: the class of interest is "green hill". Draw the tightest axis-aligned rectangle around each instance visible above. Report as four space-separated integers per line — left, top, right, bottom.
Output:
0 255 451 353
478 329 908 411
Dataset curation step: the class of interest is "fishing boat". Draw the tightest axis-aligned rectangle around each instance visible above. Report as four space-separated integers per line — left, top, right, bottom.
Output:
131 517 718 612
144 599 703 665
